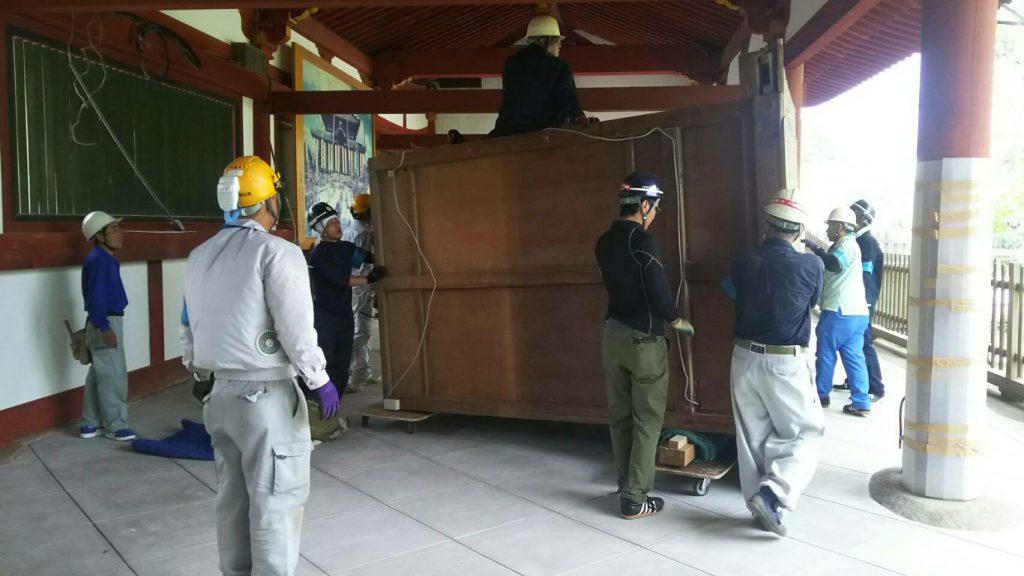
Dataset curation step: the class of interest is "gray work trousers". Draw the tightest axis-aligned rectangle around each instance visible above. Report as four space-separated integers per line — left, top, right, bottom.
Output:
83 317 129 431
204 377 312 576
349 284 375 385
730 344 825 511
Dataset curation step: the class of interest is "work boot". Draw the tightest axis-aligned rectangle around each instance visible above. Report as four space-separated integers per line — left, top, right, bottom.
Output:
819 396 830 408
748 486 787 536
620 496 664 519
842 404 870 417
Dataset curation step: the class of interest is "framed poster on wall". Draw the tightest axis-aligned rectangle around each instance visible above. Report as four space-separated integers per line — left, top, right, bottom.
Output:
293 44 374 249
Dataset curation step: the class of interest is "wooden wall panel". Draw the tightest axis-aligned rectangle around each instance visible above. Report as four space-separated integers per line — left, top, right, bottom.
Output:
373 99 760 434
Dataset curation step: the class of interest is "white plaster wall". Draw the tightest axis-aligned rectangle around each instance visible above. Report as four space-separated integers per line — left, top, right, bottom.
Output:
162 259 187 362
787 0 830 42
0 263 149 412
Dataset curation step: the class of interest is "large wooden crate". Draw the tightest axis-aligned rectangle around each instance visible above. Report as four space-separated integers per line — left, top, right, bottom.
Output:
370 99 764 434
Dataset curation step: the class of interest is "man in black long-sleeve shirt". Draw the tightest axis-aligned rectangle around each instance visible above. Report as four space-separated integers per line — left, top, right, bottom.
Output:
595 171 694 520
489 15 588 138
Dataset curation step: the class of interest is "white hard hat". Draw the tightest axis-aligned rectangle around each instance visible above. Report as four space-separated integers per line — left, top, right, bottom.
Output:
81 211 122 241
526 15 563 39
763 192 807 230
826 206 858 226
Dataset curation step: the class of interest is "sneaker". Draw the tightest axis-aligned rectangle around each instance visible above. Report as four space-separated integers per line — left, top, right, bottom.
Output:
819 396 830 408
106 428 136 441
79 424 103 439
869 392 885 402
842 404 870 417
748 486 787 536
833 381 850 391
620 496 664 519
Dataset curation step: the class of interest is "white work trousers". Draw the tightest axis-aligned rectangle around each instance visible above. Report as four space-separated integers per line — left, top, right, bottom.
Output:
349 284 376 385
730 344 824 511
204 378 312 576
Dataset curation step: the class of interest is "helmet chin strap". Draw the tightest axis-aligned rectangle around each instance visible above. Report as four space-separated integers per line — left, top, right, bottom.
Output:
267 195 281 231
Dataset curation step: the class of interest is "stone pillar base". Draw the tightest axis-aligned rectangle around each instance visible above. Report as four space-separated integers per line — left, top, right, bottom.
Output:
870 467 1021 531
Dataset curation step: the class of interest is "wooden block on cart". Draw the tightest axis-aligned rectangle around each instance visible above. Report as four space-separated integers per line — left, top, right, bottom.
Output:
665 435 688 450
679 444 695 467
657 444 696 468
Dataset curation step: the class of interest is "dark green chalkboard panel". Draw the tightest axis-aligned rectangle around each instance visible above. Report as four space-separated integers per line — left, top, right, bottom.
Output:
8 33 236 220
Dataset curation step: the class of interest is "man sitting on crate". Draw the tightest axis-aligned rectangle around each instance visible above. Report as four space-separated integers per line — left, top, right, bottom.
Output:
722 194 825 536
595 171 695 520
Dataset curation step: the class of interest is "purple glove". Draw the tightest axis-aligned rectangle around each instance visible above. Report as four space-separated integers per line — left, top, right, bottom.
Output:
310 381 340 420
801 239 825 255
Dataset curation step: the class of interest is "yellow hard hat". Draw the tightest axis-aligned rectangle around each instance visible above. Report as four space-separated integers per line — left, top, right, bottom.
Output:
526 15 563 39
221 156 280 209
351 194 371 214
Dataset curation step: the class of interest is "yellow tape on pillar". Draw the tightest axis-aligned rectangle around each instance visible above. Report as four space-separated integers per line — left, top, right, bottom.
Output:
912 226 978 239
937 209 979 224
903 437 984 457
915 179 979 194
908 297 977 312
908 356 973 369
904 422 971 434
936 264 976 274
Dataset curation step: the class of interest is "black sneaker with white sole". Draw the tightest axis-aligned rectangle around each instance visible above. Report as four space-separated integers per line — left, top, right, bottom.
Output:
620 496 665 519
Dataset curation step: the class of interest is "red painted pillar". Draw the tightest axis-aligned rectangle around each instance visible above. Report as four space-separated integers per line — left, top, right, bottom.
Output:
903 0 998 500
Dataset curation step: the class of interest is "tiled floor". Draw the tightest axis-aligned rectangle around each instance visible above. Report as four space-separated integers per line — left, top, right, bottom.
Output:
3 337 1024 575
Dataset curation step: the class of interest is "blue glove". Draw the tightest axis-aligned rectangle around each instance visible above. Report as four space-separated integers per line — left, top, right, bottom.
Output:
310 381 340 420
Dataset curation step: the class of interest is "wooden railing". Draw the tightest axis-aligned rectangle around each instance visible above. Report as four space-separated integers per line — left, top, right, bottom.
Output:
989 261 1024 389
874 254 1024 399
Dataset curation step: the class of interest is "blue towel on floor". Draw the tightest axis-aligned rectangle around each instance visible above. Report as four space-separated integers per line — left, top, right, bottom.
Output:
131 419 214 461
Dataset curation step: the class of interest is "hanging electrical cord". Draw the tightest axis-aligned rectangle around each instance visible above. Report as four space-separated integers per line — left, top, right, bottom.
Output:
385 150 439 398
69 14 107 146
262 70 299 244
116 12 201 81
65 16 184 231
898 396 907 448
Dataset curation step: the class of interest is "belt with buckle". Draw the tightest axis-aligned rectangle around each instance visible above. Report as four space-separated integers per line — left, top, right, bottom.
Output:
735 339 800 356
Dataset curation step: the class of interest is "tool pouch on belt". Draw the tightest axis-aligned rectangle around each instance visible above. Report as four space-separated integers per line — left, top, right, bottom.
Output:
64 320 91 365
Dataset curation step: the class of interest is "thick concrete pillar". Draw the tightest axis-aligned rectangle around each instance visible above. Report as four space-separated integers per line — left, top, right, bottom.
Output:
904 0 998 500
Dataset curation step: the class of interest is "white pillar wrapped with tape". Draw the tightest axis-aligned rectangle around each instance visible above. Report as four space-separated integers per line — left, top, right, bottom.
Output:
903 158 992 500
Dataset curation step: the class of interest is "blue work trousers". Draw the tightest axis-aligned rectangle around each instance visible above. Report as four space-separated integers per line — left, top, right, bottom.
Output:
815 310 870 409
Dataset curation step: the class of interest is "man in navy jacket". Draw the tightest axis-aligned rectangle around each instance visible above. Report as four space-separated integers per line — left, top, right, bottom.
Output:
835 199 885 400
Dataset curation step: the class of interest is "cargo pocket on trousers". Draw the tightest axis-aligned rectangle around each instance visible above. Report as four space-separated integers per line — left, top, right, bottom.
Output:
272 440 312 495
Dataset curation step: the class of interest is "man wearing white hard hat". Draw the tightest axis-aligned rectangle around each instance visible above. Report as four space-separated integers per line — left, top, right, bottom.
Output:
803 206 872 416
79 211 135 441
489 14 593 137
722 193 825 536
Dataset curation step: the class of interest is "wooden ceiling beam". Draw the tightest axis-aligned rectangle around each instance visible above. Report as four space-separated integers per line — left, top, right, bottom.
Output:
373 45 720 85
289 14 373 77
785 0 884 68
269 85 743 114
5 0 689 13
